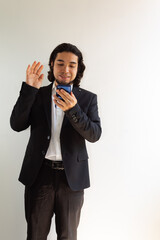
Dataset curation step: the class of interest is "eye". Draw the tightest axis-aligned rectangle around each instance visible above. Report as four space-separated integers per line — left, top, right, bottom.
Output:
70 65 75 68
57 63 63 67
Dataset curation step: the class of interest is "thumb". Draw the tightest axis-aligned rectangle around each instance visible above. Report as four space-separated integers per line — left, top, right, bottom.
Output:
71 91 75 97
39 74 44 82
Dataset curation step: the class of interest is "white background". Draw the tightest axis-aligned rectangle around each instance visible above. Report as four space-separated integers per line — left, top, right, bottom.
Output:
1 0 160 239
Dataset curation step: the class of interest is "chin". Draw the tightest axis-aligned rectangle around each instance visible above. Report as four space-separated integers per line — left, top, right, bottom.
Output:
55 79 74 86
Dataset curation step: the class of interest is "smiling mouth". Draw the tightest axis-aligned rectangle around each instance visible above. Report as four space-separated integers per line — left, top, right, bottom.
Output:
59 75 70 79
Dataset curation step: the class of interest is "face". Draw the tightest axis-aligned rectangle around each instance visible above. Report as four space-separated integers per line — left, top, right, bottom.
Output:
52 51 78 85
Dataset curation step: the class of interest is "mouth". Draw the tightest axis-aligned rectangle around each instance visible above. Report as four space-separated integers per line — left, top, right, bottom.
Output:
59 75 70 80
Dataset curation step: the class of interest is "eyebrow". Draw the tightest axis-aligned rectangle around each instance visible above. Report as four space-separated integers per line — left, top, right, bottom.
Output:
56 59 77 64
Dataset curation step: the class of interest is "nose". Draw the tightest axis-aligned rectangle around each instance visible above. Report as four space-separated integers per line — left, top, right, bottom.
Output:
63 65 69 73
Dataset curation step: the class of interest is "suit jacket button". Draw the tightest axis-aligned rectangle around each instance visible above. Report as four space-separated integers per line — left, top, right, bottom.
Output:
42 151 45 155
47 136 50 140
74 117 78 123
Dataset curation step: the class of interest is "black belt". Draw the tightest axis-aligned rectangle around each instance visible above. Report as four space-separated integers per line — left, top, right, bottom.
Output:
44 159 64 170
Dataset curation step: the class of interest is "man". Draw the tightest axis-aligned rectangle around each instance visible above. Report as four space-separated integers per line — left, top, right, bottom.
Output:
10 43 102 240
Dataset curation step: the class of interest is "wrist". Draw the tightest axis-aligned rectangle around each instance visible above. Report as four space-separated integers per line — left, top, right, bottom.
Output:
25 81 40 89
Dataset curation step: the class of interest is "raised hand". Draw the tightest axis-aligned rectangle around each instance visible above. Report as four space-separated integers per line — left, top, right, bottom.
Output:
26 61 44 89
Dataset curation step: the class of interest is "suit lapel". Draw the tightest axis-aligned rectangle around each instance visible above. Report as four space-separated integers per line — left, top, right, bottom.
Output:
41 83 53 132
72 86 82 102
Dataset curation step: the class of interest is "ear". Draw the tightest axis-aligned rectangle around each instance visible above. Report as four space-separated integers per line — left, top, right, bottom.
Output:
51 61 54 67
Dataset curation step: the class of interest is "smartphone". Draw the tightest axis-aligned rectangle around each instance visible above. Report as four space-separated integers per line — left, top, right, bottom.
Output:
56 85 71 101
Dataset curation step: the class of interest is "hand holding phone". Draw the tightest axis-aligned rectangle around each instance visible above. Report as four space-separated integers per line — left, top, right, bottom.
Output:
56 85 71 101
54 84 77 111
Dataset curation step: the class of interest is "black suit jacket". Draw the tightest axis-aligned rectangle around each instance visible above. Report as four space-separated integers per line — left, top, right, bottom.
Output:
10 82 101 191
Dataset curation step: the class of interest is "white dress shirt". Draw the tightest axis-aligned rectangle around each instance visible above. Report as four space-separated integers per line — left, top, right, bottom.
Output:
45 83 72 161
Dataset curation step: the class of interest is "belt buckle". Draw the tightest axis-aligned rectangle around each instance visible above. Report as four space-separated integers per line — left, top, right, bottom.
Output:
55 167 64 170
51 161 64 170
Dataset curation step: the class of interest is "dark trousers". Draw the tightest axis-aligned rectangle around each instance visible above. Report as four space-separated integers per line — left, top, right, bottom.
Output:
24 163 84 240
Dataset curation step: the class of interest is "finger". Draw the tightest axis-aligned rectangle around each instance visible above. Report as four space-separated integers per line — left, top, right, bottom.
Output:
62 89 75 100
54 94 64 103
30 61 37 72
54 100 65 110
29 61 37 73
53 99 65 111
54 95 66 106
56 89 72 102
39 74 44 81
37 65 44 76
33 62 41 73
70 92 77 104
26 64 30 73
53 98 63 107
56 90 68 102
71 91 76 98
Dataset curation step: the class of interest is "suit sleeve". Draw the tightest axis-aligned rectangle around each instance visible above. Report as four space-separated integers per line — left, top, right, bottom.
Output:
10 82 39 132
65 93 102 143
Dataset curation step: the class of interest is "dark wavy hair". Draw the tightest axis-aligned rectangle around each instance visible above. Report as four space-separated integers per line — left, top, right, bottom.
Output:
48 43 85 87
